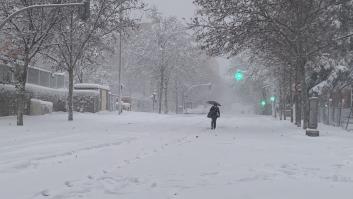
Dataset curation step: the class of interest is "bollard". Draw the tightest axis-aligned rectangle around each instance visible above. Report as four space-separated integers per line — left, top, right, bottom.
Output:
306 96 320 137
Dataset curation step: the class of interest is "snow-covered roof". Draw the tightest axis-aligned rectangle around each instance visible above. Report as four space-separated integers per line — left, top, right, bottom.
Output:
74 83 110 91
74 89 100 96
27 83 67 95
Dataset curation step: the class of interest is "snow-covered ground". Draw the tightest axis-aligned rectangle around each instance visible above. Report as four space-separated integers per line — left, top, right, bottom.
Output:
0 112 353 199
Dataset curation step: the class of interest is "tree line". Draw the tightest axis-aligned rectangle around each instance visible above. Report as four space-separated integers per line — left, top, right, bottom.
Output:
192 0 353 129
0 1 220 126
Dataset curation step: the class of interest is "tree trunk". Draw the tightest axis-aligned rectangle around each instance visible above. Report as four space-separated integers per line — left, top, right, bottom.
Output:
164 79 169 114
280 102 283 120
158 70 164 114
295 65 302 127
295 93 302 127
279 86 283 120
282 69 287 121
299 59 309 129
16 87 25 126
15 61 29 126
289 70 294 123
175 81 179 114
68 67 74 121
79 70 84 83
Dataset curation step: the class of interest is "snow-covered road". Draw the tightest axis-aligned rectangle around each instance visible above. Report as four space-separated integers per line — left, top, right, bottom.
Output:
1 112 353 199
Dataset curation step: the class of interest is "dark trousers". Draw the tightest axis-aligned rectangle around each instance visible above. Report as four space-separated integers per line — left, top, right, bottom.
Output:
211 117 217 129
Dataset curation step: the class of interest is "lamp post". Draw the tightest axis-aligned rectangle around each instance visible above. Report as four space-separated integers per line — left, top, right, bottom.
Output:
183 83 212 113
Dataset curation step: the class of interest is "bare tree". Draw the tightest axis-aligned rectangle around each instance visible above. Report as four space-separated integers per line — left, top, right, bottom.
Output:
43 0 143 121
0 0 61 126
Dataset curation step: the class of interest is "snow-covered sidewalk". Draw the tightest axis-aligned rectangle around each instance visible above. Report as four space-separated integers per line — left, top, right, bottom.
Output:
0 112 353 199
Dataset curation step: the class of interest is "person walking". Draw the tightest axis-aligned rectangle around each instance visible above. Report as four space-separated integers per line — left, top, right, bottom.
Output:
208 104 220 130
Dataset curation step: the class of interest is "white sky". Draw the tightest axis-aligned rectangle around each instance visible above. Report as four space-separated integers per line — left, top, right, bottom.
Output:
143 0 230 74
144 0 196 20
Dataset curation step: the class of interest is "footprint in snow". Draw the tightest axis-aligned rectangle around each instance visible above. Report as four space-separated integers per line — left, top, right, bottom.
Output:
129 177 140 184
41 190 50 197
65 181 73 187
151 182 158 188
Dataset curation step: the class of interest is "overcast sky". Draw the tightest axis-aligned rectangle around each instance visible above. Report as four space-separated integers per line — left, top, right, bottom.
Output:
144 0 196 19
143 0 230 74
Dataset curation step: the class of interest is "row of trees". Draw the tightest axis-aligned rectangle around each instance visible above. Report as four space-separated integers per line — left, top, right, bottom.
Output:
192 0 353 129
84 9 221 114
0 0 144 125
1 1 221 125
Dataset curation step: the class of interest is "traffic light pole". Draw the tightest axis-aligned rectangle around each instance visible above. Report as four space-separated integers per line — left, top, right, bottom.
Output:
0 1 89 30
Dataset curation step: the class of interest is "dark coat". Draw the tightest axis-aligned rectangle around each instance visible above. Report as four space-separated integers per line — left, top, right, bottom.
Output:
208 105 220 118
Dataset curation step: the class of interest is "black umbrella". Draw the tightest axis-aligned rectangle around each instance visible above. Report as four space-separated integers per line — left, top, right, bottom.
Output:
207 101 222 106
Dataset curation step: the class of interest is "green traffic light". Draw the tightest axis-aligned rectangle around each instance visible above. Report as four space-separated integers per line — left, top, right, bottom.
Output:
261 100 266 107
270 96 276 102
234 70 244 81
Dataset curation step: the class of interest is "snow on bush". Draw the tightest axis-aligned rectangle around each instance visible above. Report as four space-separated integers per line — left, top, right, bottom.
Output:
0 84 30 116
26 83 67 112
73 90 100 113
30 99 53 116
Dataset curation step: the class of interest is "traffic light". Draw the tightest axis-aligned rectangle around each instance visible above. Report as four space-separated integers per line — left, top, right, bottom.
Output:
234 70 244 81
270 96 276 102
79 0 90 21
260 100 266 107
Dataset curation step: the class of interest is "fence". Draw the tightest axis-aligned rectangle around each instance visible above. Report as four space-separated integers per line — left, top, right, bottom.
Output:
319 105 352 128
